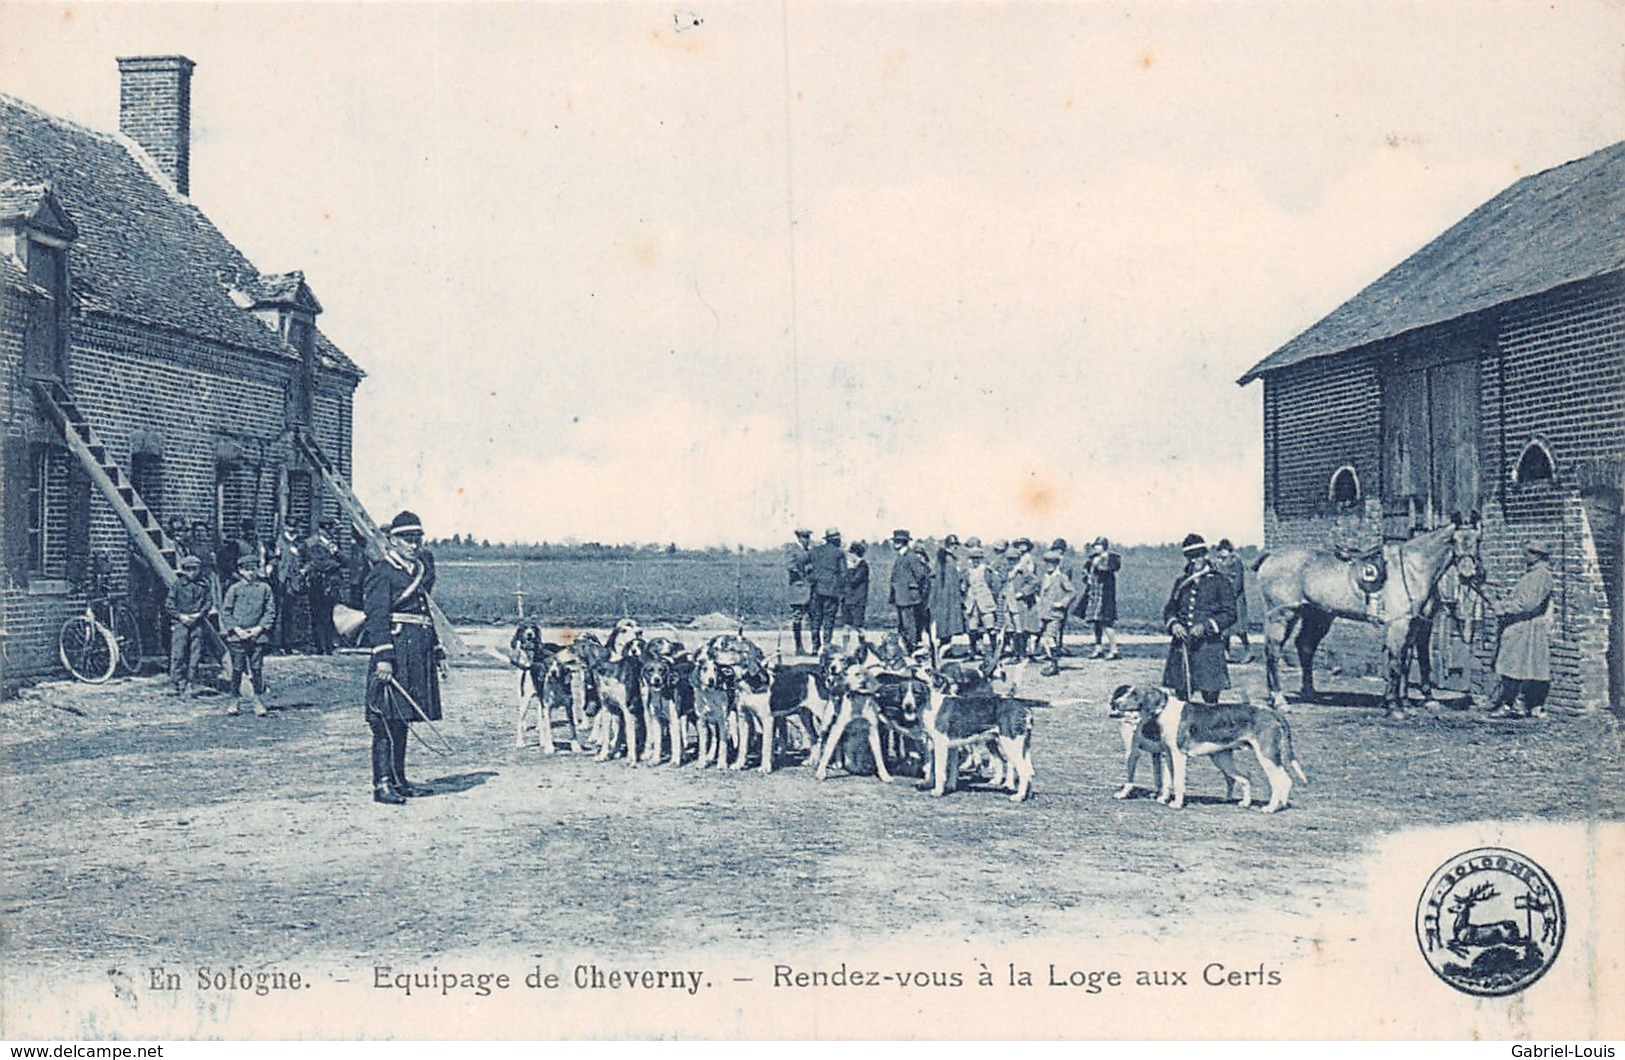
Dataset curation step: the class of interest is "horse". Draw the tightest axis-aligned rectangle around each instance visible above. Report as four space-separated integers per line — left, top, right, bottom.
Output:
1253 515 1483 717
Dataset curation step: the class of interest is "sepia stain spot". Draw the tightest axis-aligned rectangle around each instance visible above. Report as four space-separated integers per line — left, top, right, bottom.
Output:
882 49 907 77
1019 473 1058 518
1138 50 1155 71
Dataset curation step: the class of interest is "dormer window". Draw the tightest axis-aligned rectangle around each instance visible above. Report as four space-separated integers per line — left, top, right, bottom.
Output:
1 183 77 379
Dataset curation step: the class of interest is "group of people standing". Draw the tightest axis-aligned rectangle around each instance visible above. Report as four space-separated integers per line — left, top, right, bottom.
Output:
162 513 372 711
785 527 1129 675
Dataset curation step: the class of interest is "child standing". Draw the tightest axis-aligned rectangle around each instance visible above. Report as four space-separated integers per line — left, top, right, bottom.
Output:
220 553 277 716
166 555 211 694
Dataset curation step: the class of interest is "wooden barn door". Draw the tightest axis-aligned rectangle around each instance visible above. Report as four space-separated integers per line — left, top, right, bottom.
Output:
1382 353 1484 696
1381 357 1481 537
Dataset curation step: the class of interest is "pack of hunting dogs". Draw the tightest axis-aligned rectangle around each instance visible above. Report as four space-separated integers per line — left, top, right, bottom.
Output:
505 618 1307 812
499 515 1495 814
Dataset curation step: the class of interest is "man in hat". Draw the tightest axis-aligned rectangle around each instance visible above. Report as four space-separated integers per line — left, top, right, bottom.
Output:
786 527 814 654
1002 538 1041 659
930 534 966 655
1486 540 1555 720
960 544 999 663
188 519 222 610
1161 533 1235 704
305 518 342 655
271 523 304 653
1036 549 1075 675
842 540 871 632
166 554 212 695
888 530 931 651
1081 536 1122 659
807 527 847 654
364 510 444 804
1212 538 1254 664
219 552 278 716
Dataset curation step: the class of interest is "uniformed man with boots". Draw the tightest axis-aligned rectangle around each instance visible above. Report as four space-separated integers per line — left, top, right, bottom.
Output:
1161 533 1236 705
364 511 443 805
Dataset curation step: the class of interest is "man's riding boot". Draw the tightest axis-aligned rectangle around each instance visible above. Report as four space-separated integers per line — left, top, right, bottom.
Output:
373 784 406 805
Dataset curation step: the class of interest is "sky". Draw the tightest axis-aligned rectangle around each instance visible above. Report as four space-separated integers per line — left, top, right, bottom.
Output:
3 1 1621 547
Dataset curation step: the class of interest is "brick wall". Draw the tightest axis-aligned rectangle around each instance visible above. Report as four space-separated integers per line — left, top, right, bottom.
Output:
1264 353 1381 522
2 310 358 683
1260 280 1622 712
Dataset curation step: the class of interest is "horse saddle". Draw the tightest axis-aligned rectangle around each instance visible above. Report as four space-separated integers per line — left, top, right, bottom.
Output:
1335 544 1388 595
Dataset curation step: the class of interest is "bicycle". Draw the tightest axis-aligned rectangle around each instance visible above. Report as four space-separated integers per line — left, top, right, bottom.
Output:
58 558 145 683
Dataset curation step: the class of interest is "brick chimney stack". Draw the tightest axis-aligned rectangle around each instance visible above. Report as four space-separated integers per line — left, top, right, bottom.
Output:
116 55 196 196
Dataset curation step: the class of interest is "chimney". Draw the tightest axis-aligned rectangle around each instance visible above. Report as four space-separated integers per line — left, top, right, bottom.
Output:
117 55 196 195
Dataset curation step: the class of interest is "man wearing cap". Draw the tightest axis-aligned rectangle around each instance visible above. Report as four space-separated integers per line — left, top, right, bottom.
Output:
271 523 304 653
1486 540 1555 720
1037 549 1075 675
888 530 932 651
1082 536 1122 659
1212 538 1254 664
930 534 966 654
1003 538 1042 659
1161 533 1235 704
843 540 871 631
786 528 814 655
960 544 999 662
305 519 343 655
219 552 278 716
166 554 212 695
364 511 444 805
807 528 847 654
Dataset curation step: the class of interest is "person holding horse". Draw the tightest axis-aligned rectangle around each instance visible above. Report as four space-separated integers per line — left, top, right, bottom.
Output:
1162 533 1236 705
1485 540 1554 721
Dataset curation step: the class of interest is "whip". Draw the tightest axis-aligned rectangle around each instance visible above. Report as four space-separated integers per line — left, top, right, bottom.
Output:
386 676 455 756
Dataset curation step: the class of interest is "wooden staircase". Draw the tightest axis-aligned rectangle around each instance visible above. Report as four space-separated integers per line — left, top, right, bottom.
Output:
30 377 181 591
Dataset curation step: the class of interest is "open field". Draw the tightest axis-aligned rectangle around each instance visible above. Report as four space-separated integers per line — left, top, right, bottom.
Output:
430 545 1265 629
2 620 1620 1037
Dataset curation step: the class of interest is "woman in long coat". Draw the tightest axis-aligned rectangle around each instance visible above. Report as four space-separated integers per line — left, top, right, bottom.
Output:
930 536 966 647
1082 537 1121 659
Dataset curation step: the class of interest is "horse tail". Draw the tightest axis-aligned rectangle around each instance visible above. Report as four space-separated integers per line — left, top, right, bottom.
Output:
1251 551 1271 573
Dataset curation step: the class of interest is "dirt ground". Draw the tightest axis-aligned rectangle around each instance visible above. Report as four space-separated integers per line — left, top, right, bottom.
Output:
2 624 1621 981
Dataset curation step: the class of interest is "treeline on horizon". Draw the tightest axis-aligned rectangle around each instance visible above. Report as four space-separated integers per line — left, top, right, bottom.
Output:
425 535 1259 561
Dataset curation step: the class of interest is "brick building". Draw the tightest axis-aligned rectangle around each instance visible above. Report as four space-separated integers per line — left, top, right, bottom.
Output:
1 56 364 682
1239 141 1623 713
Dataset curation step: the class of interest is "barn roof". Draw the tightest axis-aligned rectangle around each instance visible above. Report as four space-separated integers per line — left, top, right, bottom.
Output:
0 91 362 379
1238 140 1625 385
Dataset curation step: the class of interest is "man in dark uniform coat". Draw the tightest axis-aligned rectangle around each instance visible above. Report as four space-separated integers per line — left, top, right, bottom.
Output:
807 527 846 654
1161 533 1236 704
364 510 443 805
888 529 931 651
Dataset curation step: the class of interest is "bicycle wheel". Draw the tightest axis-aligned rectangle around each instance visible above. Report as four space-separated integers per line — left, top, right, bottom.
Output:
109 603 144 676
59 615 118 683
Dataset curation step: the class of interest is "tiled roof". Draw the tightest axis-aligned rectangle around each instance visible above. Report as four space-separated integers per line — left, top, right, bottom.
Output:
1239 140 1625 384
0 91 362 378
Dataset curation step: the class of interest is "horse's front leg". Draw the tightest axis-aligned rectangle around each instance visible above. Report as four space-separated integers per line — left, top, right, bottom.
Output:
1412 617 1436 701
1384 621 1413 718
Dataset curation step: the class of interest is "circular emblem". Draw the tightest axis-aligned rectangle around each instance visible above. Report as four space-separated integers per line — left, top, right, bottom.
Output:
1415 847 1565 997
